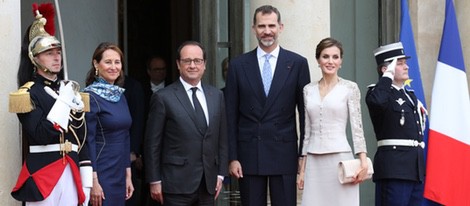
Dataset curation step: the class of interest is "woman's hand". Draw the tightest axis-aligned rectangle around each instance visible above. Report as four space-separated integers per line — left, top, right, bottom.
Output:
353 153 369 184
90 178 105 206
125 167 134 200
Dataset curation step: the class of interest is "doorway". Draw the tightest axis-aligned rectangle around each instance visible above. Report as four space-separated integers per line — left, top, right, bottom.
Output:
122 1 242 205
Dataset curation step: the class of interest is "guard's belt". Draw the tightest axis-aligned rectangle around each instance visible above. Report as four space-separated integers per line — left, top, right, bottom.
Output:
377 139 425 149
30 143 79 153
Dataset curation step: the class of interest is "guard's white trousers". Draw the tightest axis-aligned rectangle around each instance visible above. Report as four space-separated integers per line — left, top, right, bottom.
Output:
26 164 78 206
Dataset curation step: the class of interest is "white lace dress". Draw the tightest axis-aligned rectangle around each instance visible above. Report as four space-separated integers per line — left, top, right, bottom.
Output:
300 78 367 206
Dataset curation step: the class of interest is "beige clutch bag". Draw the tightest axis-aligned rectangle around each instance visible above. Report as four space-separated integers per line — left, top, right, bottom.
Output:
338 157 374 184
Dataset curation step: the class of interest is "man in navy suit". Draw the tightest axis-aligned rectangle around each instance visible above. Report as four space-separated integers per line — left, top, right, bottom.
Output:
225 5 310 206
144 41 228 205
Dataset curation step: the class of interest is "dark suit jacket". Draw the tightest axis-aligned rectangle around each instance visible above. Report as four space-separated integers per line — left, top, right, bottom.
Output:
124 75 146 155
144 79 228 195
365 77 425 182
225 47 310 175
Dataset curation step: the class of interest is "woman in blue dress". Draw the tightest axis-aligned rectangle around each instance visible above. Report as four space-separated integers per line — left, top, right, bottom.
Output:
84 42 134 206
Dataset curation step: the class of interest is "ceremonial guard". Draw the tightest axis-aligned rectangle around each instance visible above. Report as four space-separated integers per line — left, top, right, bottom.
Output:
9 3 91 205
365 42 427 206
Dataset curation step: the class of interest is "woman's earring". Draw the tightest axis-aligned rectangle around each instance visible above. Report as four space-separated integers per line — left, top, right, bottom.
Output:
95 69 98 76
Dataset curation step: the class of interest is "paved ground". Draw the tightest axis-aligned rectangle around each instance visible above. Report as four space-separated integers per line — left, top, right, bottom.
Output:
217 188 303 205
268 189 303 205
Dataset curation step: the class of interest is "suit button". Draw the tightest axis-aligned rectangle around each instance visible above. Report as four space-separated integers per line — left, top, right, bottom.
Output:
257 136 261 140
393 146 397 149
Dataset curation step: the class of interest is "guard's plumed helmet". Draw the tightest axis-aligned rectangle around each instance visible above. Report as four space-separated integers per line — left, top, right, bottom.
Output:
28 3 61 69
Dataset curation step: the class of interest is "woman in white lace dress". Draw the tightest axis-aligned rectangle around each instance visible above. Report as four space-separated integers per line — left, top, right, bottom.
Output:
297 37 369 206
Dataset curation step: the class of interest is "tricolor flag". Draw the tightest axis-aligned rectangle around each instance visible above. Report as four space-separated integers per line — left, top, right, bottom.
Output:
424 0 470 205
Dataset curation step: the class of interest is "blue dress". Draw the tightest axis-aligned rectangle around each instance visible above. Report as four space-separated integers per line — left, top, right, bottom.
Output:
85 91 132 206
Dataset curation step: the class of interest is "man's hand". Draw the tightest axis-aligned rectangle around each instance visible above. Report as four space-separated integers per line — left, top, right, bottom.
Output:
150 183 163 204
214 178 223 199
229 160 243 179
297 156 306 190
297 171 305 190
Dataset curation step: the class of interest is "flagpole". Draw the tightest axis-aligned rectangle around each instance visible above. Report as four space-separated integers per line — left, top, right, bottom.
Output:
54 0 68 80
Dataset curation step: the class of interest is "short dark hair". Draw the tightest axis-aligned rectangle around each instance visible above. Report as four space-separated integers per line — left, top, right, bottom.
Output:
146 55 167 71
253 5 281 25
315 37 344 59
376 62 390 77
176 41 206 60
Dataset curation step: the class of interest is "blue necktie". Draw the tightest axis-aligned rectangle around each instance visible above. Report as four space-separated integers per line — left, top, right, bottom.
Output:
191 87 207 133
262 54 272 96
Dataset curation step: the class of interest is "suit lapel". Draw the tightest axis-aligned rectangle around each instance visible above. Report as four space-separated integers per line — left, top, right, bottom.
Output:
407 90 418 108
240 48 294 117
203 84 215 131
241 50 267 105
173 80 205 136
263 48 292 114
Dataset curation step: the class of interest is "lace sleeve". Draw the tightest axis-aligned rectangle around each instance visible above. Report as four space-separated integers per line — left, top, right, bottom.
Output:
347 82 367 154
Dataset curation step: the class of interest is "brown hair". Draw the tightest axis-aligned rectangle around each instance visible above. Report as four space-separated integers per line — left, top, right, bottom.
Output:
85 42 125 86
315 37 344 59
253 5 281 25
176 41 206 60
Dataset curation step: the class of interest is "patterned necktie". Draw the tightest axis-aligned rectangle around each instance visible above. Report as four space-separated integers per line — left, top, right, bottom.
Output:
262 54 273 96
191 87 207 133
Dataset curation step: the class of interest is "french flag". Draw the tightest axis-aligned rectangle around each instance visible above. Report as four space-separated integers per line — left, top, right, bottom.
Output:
424 0 470 205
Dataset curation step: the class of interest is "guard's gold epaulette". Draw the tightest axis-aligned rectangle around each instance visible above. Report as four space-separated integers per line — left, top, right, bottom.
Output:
9 81 35 113
80 92 90 112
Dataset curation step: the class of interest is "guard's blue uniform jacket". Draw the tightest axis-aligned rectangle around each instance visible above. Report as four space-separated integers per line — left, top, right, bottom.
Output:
11 75 89 202
365 77 425 182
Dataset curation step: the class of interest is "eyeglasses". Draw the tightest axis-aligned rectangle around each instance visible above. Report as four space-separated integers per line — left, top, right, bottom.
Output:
180 58 205 65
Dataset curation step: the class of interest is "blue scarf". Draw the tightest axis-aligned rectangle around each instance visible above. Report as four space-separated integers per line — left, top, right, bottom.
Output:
83 77 125 102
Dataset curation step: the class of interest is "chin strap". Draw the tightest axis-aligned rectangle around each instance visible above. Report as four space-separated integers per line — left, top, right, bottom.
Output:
33 64 61 75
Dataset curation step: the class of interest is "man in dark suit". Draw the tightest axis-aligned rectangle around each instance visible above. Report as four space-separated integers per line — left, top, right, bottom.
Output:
144 55 168 102
366 42 426 206
144 41 228 205
140 55 168 206
225 5 310 206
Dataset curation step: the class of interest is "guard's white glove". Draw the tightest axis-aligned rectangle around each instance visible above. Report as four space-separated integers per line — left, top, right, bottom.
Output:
45 81 84 111
45 81 84 131
82 187 91 206
58 81 84 111
71 91 85 111
80 165 93 206
46 87 71 131
382 58 397 79
80 165 93 188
